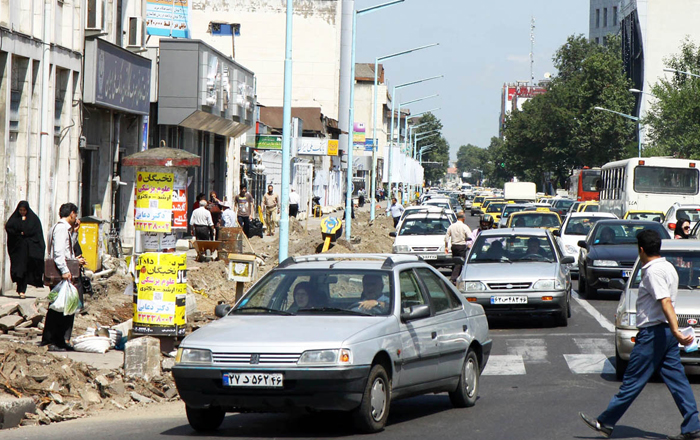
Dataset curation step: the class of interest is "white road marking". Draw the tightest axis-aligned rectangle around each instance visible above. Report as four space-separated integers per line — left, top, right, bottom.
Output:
574 338 615 355
482 355 526 375
564 353 615 374
572 290 616 333
506 338 548 363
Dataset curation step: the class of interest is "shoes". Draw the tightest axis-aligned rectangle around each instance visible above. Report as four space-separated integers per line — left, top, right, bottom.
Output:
579 412 613 438
47 345 67 352
18 292 25 299
668 430 700 440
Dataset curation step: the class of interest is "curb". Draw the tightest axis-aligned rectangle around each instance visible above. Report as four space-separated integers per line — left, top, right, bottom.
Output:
0 397 36 429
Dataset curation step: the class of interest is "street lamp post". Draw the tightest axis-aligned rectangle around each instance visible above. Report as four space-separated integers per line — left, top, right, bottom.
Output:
413 129 440 158
278 0 294 262
663 67 700 79
345 0 404 240
594 106 642 158
419 145 436 164
371 43 439 220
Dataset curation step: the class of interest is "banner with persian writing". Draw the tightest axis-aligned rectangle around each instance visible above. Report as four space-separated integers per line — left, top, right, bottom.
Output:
135 171 174 232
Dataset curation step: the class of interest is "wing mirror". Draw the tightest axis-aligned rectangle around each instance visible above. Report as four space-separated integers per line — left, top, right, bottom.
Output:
609 278 626 290
389 231 397 237
560 256 575 265
577 240 588 249
214 303 232 318
552 230 560 237
401 304 430 322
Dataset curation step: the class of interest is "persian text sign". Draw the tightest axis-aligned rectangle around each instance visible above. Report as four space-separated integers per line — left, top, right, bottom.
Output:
172 169 187 229
146 0 191 39
135 171 173 232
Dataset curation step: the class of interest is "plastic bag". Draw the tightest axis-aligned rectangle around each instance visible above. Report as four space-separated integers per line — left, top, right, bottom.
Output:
48 280 82 316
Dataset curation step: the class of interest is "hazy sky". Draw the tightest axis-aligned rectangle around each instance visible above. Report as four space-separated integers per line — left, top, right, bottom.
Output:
355 0 589 161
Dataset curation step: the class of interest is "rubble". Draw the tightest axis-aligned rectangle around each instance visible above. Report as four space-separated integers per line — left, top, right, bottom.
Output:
0 301 44 343
124 337 161 381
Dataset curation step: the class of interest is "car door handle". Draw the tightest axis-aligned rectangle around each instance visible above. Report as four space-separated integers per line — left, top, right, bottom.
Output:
431 332 438 339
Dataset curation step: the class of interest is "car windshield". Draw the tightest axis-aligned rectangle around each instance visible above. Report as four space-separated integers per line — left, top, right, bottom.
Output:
503 205 529 218
631 252 700 289
510 213 561 228
474 196 484 204
399 217 451 236
234 270 393 316
486 202 507 213
592 222 669 245
626 212 663 222
469 235 555 263
427 201 450 210
554 199 574 209
582 204 600 212
677 209 700 223
564 217 608 235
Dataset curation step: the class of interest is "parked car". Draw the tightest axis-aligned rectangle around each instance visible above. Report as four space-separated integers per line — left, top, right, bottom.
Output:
663 203 700 237
577 220 671 297
391 211 454 268
173 254 491 433
623 210 665 222
505 210 562 232
554 212 618 277
613 240 700 379
458 228 573 326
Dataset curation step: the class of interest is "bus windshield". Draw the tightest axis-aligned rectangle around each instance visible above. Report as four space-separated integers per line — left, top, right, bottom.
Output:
581 170 601 192
634 166 699 195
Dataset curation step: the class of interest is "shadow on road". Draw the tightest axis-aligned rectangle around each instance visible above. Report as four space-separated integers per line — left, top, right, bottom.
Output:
575 424 666 439
161 395 458 438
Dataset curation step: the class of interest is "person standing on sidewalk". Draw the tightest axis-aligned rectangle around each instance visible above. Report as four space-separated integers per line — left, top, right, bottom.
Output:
444 211 472 284
289 188 300 218
580 229 700 440
5 201 45 299
235 186 255 238
190 200 214 240
262 185 280 236
386 197 404 228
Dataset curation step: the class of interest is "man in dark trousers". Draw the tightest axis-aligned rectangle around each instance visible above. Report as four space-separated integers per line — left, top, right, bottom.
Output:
580 229 700 439
444 211 472 284
386 197 404 228
235 186 255 238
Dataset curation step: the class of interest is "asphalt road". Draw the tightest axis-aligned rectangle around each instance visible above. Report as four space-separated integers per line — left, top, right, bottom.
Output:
5 214 697 439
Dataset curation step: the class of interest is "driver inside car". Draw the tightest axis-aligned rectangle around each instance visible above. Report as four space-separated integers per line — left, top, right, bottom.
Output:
525 237 547 258
357 274 389 313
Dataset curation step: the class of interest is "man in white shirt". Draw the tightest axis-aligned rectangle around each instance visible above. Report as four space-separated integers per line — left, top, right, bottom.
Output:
444 211 472 284
289 188 301 218
220 204 238 228
190 200 214 240
580 229 700 440
386 197 405 228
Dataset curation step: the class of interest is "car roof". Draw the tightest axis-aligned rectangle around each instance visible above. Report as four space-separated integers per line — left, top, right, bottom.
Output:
568 212 617 218
479 227 549 237
660 239 700 251
505 203 536 208
511 210 559 217
278 253 427 270
404 212 451 219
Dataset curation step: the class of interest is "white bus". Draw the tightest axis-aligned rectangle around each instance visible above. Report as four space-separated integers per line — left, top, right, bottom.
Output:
599 157 700 218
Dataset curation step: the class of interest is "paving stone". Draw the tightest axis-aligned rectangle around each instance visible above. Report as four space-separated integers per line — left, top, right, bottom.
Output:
0 303 19 318
0 315 24 332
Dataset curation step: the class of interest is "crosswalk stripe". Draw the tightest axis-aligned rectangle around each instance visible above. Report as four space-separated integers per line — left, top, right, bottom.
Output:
572 290 615 333
482 355 526 375
506 338 548 363
564 353 615 375
574 338 615 355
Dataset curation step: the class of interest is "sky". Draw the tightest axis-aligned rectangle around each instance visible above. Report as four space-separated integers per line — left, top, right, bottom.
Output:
354 0 590 162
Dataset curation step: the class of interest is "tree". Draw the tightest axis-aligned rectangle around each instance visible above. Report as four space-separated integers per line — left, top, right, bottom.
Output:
456 144 488 184
644 38 700 158
414 113 449 185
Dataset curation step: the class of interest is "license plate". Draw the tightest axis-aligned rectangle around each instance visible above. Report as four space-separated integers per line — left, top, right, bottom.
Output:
421 254 438 260
490 296 527 304
222 372 284 388
622 270 632 278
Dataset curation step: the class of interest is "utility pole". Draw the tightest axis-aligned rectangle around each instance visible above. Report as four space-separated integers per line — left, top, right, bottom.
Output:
278 0 293 262
530 16 535 86
339 0 354 238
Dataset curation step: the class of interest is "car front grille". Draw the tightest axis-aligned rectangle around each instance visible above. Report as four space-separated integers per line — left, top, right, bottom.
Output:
487 282 532 290
620 261 636 268
677 315 700 329
412 247 439 252
212 352 302 365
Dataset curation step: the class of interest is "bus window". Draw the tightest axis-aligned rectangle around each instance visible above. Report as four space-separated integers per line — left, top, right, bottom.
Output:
634 166 699 195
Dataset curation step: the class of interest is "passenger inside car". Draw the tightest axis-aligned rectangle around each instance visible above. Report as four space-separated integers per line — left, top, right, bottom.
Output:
485 240 505 260
596 227 616 244
514 217 527 227
287 282 326 312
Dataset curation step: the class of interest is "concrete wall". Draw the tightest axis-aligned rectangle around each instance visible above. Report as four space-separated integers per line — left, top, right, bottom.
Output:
353 81 389 160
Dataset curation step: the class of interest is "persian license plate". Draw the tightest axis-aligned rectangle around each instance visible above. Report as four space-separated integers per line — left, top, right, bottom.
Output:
420 254 438 260
222 372 284 388
490 296 527 304
622 270 632 278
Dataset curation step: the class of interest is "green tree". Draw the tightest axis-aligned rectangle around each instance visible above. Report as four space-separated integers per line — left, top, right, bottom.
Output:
456 144 488 184
414 113 449 185
644 38 700 158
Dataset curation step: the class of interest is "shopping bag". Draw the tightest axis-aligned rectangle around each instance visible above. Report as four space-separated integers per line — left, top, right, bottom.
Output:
48 280 82 316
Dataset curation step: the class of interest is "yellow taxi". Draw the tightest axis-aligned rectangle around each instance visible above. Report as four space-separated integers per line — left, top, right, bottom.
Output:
480 197 503 213
576 201 600 213
470 194 493 216
623 210 665 222
505 210 562 232
484 200 514 225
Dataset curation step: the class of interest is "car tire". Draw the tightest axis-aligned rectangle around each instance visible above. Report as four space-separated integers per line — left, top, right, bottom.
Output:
615 347 628 381
352 364 391 433
555 307 568 327
449 349 479 408
585 278 598 298
186 405 225 432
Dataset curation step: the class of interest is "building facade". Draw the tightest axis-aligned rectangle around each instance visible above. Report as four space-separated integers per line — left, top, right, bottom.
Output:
590 0 621 44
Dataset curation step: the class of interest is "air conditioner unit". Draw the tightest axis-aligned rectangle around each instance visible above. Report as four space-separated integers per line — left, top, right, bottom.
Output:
127 16 144 47
86 0 105 31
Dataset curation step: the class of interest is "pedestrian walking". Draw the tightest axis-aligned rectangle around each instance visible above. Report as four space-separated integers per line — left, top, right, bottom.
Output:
220 204 238 228
5 201 45 299
444 211 472 284
386 197 404 228
41 203 85 351
235 186 255 238
262 185 280 236
580 229 700 440
289 188 301 218
208 191 223 240
358 189 365 208
190 200 214 240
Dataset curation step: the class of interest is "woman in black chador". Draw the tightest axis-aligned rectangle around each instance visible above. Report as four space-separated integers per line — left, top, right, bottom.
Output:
5 201 45 299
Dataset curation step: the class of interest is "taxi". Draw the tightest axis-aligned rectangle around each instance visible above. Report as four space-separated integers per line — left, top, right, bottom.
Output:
484 200 514 225
623 210 664 222
505 210 562 232
470 195 487 216
480 197 504 214
576 201 600 213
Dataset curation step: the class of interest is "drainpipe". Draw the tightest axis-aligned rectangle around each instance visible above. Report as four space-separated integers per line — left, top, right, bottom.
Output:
38 0 53 227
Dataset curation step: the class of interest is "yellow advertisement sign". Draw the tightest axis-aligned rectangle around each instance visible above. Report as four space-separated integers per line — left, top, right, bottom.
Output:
133 252 187 336
327 139 339 156
135 171 174 232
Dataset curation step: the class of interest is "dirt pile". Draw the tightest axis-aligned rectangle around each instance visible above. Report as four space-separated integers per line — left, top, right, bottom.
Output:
73 274 133 336
0 341 178 426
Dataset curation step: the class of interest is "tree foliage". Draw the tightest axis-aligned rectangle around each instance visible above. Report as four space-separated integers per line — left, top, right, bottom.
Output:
502 35 636 189
644 38 700 158
415 113 449 185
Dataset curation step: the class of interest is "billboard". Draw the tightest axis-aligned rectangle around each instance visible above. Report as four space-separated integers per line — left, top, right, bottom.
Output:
146 0 191 39
353 122 366 147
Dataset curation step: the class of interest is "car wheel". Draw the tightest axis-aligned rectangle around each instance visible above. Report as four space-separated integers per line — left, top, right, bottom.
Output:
615 347 628 381
585 278 598 298
578 273 586 295
352 364 391 433
186 405 225 432
555 307 568 327
449 349 479 408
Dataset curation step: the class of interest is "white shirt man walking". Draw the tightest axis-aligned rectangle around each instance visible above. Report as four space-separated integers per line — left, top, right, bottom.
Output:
289 188 301 218
190 200 214 240
444 211 472 284
386 197 405 228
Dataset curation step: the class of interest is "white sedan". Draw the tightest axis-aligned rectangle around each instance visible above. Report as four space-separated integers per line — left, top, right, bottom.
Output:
554 212 617 277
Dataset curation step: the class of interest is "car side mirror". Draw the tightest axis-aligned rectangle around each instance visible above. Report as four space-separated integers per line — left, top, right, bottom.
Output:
552 230 560 237
214 303 232 318
609 278 626 290
389 231 397 237
401 304 430 322
560 256 575 265
577 240 588 249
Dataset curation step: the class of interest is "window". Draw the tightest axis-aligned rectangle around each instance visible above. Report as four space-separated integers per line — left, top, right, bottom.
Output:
633 166 699 195
399 271 426 314
595 9 600 28
603 8 608 27
9 90 20 132
595 37 600 45
414 268 460 313
565 217 606 236
469 235 556 263
613 6 618 25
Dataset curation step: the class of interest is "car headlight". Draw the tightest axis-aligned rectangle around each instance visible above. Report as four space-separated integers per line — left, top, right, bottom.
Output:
463 281 486 292
618 312 636 327
393 245 411 253
533 279 564 290
297 349 352 365
175 348 212 364
564 245 578 255
593 260 619 267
